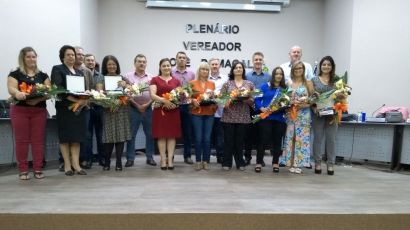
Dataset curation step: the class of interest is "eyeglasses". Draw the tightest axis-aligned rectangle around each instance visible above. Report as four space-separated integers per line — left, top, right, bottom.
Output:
294 67 303 70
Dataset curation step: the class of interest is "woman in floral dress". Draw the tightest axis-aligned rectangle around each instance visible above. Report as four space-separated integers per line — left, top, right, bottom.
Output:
283 61 314 174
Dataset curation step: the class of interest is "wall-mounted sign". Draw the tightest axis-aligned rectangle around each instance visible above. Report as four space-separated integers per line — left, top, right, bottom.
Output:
183 23 242 52
186 24 239 34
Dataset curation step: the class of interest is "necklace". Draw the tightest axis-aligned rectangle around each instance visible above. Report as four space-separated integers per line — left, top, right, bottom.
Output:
26 73 36 81
319 76 329 84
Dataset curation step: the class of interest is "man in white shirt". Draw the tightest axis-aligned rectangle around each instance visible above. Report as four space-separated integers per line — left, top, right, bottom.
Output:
208 58 228 164
280 45 314 83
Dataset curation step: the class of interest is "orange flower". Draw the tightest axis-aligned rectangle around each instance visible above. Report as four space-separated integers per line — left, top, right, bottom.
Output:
333 102 348 124
260 111 271 119
230 90 238 98
289 105 298 121
118 95 128 105
19 82 33 93
162 93 172 100
69 102 81 112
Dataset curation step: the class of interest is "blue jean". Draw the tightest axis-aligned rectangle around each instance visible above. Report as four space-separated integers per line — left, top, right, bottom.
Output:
180 104 193 158
126 106 154 161
191 114 214 162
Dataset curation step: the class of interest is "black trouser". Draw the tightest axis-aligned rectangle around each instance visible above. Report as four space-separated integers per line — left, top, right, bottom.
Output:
222 122 247 168
244 110 258 160
256 120 287 165
104 142 125 167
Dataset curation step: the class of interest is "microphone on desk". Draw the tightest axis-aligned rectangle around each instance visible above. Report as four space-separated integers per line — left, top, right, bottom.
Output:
372 103 386 117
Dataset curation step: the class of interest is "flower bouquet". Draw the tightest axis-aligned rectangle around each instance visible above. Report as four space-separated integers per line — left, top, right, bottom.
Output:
287 91 310 121
216 87 261 106
252 88 291 123
332 80 351 123
310 79 351 123
153 84 194 109
124 82 149 97
197 89 217 106
231 87 258 101
87 90 129 113
9 83 67 104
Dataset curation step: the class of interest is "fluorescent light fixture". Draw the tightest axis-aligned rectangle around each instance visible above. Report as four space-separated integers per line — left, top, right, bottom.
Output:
251 0 290 7
146 1 281 12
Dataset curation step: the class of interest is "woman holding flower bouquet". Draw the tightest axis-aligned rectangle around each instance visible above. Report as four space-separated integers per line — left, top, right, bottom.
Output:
311 56 338 175
100 55 131 171
7 47 50 180
150 58 181 170
283 61 314 174
51 45 89 176
254 67 287 173
190 62 217 170
220 61 255 171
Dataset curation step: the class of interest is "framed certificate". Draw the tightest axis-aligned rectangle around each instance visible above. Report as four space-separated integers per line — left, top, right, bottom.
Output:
104 75 122 91
66 75 85 93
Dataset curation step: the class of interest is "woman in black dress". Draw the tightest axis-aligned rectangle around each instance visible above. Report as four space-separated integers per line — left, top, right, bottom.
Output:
50 45 88 176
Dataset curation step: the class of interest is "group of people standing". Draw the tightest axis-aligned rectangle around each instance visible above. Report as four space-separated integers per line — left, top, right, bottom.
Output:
7 45 339 180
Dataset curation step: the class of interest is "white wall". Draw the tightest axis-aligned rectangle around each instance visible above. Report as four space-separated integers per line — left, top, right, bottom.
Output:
322 0 353 75
80 0 100 58
0 0 82 100
349 0 410 114
97 0 324 76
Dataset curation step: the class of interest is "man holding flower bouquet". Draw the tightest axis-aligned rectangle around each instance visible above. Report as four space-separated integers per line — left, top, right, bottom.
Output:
124 54 157 167
172 51 196 164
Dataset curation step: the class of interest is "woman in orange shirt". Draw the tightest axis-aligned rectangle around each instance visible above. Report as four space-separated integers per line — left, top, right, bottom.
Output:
190 62 217 170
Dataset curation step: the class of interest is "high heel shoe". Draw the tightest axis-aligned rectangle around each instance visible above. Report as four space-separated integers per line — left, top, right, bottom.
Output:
76 169 87 175
160 166 167 170
167 166 174 170
327 166 334 175
65 170 74 176
315 162 322 174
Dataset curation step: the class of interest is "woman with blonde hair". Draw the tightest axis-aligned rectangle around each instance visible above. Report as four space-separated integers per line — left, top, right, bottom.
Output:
283 61 314 174
190 62 217 170
7 47 50 180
